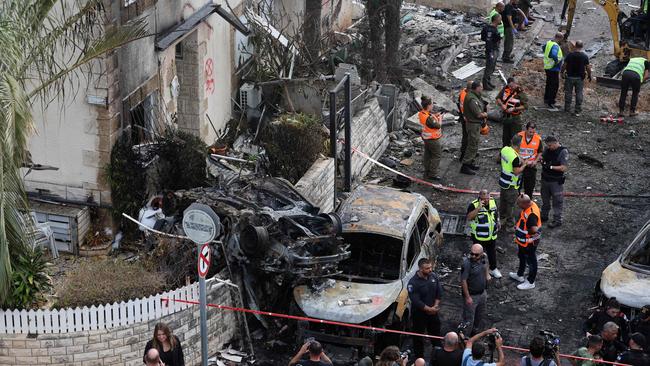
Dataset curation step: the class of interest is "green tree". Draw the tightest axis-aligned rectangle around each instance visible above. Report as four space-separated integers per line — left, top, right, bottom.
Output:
0 0 147 305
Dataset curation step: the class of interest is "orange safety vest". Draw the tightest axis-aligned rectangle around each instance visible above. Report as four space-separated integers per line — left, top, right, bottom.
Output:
501 87 522 116
459 88 468 114
515 202 542 247
517 131 542 161
418 110 442 140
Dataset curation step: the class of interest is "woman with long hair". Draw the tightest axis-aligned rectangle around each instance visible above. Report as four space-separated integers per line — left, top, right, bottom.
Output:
375 346 407 366
143 322 185 366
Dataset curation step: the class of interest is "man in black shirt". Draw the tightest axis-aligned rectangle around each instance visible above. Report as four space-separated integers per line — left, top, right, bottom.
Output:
584 298 630 343
430 332 464 366
617 333 650 366
562 40 592 116
482 13 502 90
408 257 443 359
288 341 333 366
599 322 627 362
501 0 518 63
540 136 568 228
460 244 490 335
630 305 650 347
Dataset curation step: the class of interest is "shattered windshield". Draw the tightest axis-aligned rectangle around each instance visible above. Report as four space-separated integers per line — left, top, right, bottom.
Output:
336 232 403 283
622 226 650 270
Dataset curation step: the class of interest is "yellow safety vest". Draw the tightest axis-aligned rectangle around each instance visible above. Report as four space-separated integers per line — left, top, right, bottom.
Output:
543 40 563 70
624 57 647 80
486 9 504 37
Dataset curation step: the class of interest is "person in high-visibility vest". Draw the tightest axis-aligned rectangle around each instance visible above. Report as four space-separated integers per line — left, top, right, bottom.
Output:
418 96 443 180
496 77 528 148
499 134 527 230
542 32 565 109
618 57 649 117
458 80 473 162
486 2 505 38
509 194 541 290
466 189 502 278
517 122 543 198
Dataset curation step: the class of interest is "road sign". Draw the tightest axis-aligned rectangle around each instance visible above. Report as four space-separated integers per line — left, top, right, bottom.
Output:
182 203 221 244
198 243 211 278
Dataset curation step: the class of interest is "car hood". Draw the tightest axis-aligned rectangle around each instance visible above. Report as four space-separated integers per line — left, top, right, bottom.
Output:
601 260 650 309
293 280 403 324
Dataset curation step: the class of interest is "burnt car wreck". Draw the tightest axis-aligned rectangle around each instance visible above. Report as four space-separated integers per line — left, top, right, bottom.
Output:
174 173 443 363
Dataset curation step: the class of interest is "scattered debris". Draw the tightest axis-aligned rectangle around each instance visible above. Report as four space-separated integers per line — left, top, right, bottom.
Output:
452 61 485 80
578 153 605 168
408 77 457 112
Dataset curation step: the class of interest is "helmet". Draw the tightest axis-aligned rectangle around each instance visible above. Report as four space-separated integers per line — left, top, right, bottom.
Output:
480 124 490 135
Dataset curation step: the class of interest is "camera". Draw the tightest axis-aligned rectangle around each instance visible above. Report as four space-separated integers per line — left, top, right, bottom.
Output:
539 330 560 359
400 349 411 360
486 330 501 351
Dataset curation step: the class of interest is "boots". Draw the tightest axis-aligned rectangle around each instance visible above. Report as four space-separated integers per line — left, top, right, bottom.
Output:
460 164 477 175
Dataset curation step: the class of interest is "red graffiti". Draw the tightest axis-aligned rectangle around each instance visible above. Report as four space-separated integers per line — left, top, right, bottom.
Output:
204 58 215 95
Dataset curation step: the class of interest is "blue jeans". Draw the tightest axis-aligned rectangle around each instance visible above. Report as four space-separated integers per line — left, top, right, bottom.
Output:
517 243 538 283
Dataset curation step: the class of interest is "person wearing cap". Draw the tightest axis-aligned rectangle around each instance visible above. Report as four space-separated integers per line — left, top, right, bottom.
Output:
617 333 650 365
288 340 333 366
540 136 568 228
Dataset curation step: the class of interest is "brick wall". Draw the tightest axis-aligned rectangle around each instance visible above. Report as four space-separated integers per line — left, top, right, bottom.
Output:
295 98 388 213
0 281 238 366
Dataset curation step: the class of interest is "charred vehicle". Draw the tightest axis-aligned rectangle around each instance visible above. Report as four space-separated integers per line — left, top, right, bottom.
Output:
600 219 650 309
292 185 443 357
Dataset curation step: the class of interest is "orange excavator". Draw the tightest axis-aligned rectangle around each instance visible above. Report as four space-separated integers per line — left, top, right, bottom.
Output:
563 0 650 85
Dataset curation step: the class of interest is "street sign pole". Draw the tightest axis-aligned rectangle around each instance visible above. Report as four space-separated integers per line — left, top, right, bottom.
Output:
182 204 219 366
199 243 208 366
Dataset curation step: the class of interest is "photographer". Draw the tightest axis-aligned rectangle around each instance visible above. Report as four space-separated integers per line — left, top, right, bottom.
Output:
375 346 407 366
521 336 560 366
288 340 333 366
462 328 505 366
431 332 464 366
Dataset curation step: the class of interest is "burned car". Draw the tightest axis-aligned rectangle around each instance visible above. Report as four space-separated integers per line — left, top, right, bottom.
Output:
292 184 443 356
600 219 650 309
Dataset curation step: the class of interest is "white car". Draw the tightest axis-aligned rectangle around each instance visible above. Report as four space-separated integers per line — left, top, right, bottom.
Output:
292 185 443 354
600 219 650 309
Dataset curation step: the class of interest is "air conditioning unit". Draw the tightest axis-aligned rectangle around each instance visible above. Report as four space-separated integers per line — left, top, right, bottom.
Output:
240 83 261 109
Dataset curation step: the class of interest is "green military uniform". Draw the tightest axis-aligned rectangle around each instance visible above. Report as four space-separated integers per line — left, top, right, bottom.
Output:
462 91 485 165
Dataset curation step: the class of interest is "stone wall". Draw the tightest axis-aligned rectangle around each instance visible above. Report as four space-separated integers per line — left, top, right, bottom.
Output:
411 0 491 14
295 98 388 213
0 281 238 366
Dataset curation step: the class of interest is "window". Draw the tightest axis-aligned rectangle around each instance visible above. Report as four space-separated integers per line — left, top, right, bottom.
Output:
128 93 157 144
405 230 420 271
338 233 403 283
623 231 650 269
416 209 430 240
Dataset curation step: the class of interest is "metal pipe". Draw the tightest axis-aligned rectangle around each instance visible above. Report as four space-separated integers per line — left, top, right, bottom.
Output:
344 73 352 192
329 90 337 210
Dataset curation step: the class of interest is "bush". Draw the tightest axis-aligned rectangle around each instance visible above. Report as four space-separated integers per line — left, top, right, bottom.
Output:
56 259 165 308
6 247 52 309
260 113 327 183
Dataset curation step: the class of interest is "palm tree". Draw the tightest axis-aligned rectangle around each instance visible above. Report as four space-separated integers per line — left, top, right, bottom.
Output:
0 0 147 304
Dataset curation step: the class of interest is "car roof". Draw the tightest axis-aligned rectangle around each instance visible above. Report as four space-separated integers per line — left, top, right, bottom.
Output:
338 185 427 239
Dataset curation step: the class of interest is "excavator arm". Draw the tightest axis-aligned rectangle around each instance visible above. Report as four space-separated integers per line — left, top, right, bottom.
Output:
565 0 621 56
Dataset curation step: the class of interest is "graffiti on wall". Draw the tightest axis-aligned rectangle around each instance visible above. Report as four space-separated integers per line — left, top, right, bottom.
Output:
204 58 215 95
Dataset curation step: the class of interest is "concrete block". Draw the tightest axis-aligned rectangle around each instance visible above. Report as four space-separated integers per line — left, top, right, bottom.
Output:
97 348 114 358
7 347 31 357
11 340 26 348
66 345 84 354
102 355 121 364
14 356 33 365
108 338 124 348
74 351 99 362
48 347 68 356
113 344 131 356
84 342 108 352
82 360 104 366
38 356 52 364
0 356 15 364
125 335 140 345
